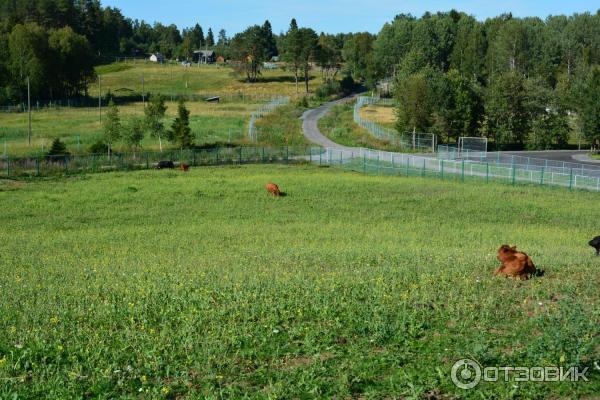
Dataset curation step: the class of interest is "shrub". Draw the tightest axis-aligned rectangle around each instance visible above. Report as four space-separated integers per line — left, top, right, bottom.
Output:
315 80 342 99
88 140 109 154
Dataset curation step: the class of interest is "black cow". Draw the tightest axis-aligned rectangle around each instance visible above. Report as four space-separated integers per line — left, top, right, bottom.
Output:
589 236 600 255
156 160 175 169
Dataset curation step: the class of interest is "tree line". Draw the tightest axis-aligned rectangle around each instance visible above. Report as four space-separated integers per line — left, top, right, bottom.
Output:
364 11 600 148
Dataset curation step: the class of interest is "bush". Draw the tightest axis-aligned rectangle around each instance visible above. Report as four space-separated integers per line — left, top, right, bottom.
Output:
340 75 356 95
88 140 109 154
315 80 342 99
296 96 309 108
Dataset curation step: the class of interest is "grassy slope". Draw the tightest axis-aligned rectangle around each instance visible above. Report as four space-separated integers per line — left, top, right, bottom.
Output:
92 63 323 98
319 103 405 152
359 103 396 129
0 165 598 399
0 63 323 156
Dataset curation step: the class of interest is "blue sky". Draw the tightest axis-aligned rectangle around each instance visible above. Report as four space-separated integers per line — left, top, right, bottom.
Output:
102 0 599 34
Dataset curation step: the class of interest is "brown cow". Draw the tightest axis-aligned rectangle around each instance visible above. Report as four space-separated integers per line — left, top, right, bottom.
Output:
180 163 190 172
495 245 537 280
265 183 281 197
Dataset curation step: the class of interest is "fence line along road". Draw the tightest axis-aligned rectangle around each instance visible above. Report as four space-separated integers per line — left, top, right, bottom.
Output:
3 145 599 192
438 145 600 179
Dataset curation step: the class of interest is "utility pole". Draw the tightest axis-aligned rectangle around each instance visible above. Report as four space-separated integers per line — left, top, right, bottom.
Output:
142 73 145 106
98 75 102 124
27 76 32 146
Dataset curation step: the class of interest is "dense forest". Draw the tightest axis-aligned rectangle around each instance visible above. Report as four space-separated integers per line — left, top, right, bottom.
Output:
1 1 599 148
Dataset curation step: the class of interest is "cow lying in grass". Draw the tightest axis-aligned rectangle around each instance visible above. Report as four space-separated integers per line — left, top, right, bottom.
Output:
589 236 600 255
495 245 537 280
265 183 284 197
180 163 190 172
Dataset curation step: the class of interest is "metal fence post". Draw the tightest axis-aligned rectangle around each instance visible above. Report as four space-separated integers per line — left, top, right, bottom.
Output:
145 153 149 169
377 153 380 175
6 157 9 177
512 165 516 185
540 167 545 185
36 156 40 176
486 163 489 183
239 147 243 164
422 158 426 177
193 150 197 166
262 147 265 163
285 146 289 163
363 154 366 173
440 159 444 179
216 148 219 165
406 157 410 176
569 168 573 190
461 160 465 181
309 147 312 163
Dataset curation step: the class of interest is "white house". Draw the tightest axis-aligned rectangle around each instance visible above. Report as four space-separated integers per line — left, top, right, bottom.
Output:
149 53 165 63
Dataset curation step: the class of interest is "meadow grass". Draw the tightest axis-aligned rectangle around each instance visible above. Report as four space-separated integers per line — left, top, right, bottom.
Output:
0 63 324 157
92 62 324 98
0 101 257 156
319 103 405 151
0 164 598 399
254 104 309 147
359 103 397 130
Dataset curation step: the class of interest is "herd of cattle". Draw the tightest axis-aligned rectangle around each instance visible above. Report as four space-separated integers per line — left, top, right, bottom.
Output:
155 161 600 279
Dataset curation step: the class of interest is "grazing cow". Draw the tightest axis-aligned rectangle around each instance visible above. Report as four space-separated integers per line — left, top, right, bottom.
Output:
495 245 537 280
265 183 281 197
180 163 190 172
589 236 600 255
156 160 175 169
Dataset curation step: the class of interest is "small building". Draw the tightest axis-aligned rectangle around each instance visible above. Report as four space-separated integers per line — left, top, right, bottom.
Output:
149 53 165 63
194 50 216 64
216 55 225 64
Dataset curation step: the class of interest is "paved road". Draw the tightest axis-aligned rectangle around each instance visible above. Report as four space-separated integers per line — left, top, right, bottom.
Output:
302 95 600 170
501 150 600 166
301 94 360 150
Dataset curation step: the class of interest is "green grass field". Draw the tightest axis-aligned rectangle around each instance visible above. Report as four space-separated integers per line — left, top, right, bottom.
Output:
0 63 323 157
1 164 598 399
0 101 256 156
92 62 323 98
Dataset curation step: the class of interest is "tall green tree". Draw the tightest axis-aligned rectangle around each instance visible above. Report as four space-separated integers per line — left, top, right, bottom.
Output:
144 94 167 152
206 28 214 47
281 19 302 92
103 100 121 156
169 99 193 148
577 67 600 145
482 72 529 147
125 116 145 156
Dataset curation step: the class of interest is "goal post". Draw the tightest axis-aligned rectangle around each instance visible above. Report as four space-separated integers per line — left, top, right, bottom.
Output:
459 137 488 159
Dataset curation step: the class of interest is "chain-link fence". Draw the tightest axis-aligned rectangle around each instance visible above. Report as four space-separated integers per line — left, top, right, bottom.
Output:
438 144 600 179
353 96 436 152
3 145 599 192
248 97 290 142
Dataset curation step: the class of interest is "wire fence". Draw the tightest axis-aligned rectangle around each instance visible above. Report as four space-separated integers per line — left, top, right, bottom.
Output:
438 144 600 179
353 96 436 152
248 97 290 142
3 145 600 192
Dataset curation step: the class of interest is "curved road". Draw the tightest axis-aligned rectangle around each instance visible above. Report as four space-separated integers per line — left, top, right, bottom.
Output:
302 96 600 168
301 94 359 151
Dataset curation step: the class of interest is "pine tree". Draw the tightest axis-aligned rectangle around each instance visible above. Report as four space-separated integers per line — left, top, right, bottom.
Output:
206 28 215 47
46 138 70 157
169 99 193 148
